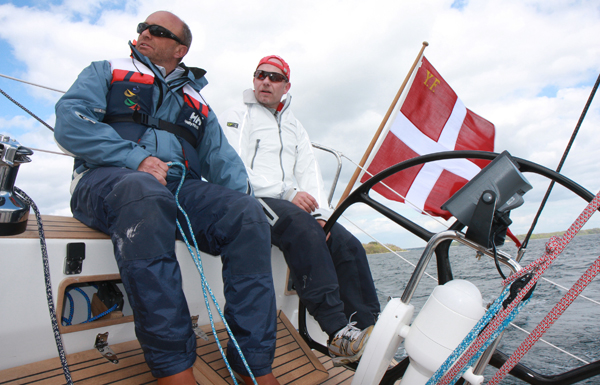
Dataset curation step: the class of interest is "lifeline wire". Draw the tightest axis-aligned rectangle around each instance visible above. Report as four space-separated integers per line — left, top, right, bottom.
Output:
0 73 67 93
0 87 55 132
168 162 256 385
14 186 73 385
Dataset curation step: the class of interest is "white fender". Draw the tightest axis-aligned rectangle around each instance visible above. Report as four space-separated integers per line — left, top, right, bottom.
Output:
400 280 485 385
352 298 414 385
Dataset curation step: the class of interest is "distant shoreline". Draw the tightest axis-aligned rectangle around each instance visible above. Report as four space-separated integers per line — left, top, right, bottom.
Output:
509 227 600 241
362 242 405 255
363 228 600 254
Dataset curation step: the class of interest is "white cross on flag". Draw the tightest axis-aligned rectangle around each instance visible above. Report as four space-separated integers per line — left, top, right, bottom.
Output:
360 57 495 219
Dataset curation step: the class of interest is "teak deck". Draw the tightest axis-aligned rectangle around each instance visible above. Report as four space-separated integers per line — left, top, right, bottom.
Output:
2 217 354 384
0 311 351 385
7 215 110 239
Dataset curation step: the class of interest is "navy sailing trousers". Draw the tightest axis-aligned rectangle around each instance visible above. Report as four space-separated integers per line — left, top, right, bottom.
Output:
262 198 380 336
71 167 276 378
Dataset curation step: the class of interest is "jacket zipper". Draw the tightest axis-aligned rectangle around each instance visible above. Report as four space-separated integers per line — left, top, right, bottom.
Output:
276 98 291 182
251 139 260 169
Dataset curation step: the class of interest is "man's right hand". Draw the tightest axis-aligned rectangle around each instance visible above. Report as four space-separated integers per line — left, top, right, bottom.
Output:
292 191 319 213
138 156 169 186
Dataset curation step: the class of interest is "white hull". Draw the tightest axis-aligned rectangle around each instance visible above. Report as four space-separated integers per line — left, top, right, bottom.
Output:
0 227 327 372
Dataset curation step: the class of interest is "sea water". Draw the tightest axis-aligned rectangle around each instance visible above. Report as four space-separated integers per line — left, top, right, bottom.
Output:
368 233 600 384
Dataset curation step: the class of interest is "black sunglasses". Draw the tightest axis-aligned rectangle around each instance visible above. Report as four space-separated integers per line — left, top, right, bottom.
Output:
137 22 185 46
254 70 288 83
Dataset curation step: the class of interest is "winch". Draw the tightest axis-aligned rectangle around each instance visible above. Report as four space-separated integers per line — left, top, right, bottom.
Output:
0 134 33 235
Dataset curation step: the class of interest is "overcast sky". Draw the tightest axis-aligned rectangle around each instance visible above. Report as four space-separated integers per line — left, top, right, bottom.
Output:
1 0 599 249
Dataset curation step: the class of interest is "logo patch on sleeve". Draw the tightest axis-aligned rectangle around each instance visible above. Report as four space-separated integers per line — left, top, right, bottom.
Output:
227 122 239 128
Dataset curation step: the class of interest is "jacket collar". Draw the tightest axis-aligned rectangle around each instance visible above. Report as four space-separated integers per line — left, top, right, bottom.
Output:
128 41 208 90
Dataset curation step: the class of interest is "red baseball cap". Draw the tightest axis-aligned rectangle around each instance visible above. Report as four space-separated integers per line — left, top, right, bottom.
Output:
256 55 290 80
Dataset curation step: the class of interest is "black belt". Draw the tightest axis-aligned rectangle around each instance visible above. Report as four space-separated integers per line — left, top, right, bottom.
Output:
104 110 198 147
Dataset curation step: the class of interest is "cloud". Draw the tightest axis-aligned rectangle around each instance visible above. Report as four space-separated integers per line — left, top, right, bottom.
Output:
1 0 599 247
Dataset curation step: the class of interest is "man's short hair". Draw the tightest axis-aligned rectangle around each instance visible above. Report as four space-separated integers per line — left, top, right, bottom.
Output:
181 20 192 48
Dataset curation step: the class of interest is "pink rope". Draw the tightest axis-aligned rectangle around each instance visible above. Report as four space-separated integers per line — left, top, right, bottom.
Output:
488 255 600 384
435 190 600 385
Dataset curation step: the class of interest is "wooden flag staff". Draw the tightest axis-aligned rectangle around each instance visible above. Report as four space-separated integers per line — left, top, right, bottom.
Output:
336 41 429 208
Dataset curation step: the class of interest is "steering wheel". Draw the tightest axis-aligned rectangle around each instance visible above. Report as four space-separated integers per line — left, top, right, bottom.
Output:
299 150 598 385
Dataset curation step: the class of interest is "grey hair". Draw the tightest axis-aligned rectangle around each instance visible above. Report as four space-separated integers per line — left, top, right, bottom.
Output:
181 20 192 48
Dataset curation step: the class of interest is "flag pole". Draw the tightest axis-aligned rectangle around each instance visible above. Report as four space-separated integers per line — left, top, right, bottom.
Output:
336 41 429 208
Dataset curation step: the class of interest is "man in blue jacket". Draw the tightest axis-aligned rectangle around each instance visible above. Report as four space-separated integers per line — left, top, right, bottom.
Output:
55 11 279 385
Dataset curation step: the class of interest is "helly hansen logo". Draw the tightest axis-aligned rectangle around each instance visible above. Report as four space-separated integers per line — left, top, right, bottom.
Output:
189 112 202 126
184 112 203 130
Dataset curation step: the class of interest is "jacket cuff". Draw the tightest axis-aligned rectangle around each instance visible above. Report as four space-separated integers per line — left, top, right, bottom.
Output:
125 146 153 170
283 187 297 202
312 207 332 222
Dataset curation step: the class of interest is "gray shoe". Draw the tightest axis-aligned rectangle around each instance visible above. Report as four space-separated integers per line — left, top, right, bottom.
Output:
328 319 374 367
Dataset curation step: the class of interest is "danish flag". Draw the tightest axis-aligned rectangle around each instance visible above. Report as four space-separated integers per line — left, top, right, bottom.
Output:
360 57 495 219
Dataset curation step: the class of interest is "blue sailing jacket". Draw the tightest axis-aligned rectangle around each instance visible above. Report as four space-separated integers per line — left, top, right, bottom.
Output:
55 42 250 195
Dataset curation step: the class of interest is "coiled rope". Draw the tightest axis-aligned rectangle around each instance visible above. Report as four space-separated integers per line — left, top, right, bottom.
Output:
168 162 257 385
61 287 118 326
62 287 90 325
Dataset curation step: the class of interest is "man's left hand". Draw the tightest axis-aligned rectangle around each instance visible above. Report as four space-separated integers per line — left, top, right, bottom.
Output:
292 191 319 213
138 156 169 186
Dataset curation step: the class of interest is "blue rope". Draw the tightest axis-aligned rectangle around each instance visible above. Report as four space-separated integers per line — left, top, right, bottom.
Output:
62 292 75 326
168 162 256 385
61 286 117 325
426 286 511 385
74 287 92 321
444 300 530 385
83 303 118 323
426 285 531 385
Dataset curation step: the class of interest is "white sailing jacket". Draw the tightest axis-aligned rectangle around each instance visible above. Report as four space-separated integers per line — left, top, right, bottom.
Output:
220 89 332 221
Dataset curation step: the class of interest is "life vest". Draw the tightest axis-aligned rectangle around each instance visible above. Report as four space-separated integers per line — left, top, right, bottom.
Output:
102 58 209 178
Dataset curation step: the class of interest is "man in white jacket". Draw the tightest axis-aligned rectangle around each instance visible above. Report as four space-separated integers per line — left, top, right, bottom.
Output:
220 55 380 366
